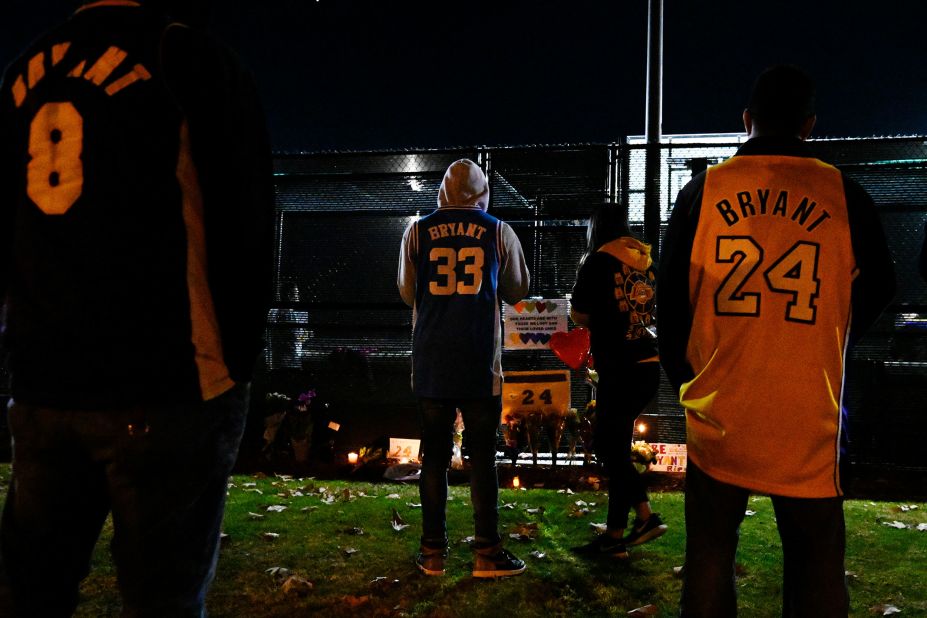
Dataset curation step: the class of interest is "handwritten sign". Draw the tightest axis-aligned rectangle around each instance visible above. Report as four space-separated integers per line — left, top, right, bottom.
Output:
647 443 687 472
388 438 421 462
503 299 568 350
502 370 571 421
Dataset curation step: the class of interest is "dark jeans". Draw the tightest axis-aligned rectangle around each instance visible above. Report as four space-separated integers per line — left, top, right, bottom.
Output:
0 383 249 617
595 362 659 530
418 396 502 549
680 462 849 618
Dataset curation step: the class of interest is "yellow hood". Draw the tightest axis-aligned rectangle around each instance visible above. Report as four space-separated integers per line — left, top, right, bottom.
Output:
598 237 653 270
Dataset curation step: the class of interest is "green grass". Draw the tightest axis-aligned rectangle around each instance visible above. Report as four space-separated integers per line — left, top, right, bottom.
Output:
0 465 922 617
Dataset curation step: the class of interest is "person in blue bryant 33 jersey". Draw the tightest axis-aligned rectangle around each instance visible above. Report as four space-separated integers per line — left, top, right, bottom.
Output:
0 0 273 614
398 158 530 578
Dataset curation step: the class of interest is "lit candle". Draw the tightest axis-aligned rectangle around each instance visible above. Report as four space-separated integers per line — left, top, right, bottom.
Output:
347 452 359 464
512 475 521 489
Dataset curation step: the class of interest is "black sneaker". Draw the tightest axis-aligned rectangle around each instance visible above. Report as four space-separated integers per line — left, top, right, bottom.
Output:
623 513 667 547
472 546 526 578
415 546 448 576
572 534 629 559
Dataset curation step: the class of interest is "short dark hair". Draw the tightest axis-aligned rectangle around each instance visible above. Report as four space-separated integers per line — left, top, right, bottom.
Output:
747 65 815 136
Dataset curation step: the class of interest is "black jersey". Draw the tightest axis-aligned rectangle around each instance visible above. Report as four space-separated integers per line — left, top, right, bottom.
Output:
0 1 273 407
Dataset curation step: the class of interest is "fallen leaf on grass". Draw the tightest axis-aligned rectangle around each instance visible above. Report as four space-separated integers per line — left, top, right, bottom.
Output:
391 508 409 531
459 536 475 545
744 510 757 517
386 493 401 500
301 506 319 513
266 505 287 513
870 604 902 615
369 576 400 592
343 595 370 608
590 522 608 534
261 532 280 541
244 489 264 495
569 506 591 518
266 566 291 578
509 522 539 540
219 532 231 546
917 523 927 531
243 482 257 488
575 500 589 507
557 488 575 495
275 474 294 482
525 506 545 515
672 566 684 578
529 550 546 559
898 504 919 512
248 512 266 520
501 502 517 510
628 604 658 616
343 547 358 556
406 502 422 508
320 494 336 505
882 521 908 530
343 527 365 536
281 575 313 597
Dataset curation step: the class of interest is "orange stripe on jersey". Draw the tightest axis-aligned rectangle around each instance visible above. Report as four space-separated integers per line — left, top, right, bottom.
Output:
83 46 127 86
51 42 71 66
105 63 151 96
12 75 26 108
681 154 855 498
76 0 141 12
176 120 235 401
27 52 45 89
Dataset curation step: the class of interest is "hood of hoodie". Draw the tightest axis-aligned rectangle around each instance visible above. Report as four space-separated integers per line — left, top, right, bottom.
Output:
598 237 653 271
437 159 489 211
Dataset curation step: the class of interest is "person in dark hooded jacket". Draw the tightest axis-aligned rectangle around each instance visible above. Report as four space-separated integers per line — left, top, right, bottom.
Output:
0 0 272 614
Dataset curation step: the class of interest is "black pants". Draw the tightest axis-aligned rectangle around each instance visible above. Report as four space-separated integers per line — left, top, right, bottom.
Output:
594 362 660 530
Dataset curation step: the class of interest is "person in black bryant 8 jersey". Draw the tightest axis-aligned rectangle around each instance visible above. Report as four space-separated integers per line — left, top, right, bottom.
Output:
398 159 530 578
0 0 273 615
658 65 895 617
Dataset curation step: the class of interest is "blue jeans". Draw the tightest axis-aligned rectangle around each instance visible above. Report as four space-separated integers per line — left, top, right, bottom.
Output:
0 383 248 617
418 396 501 550
680 462 849 617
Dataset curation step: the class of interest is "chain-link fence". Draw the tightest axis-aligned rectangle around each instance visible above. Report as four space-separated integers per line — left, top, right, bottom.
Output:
264 136 927 473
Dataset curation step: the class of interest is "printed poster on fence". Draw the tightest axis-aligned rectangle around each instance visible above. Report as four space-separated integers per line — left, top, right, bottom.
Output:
648 443 687 473
502 370 571 422
503 298 568 350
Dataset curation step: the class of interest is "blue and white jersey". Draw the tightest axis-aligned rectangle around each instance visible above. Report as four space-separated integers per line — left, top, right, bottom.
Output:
408 206 505 398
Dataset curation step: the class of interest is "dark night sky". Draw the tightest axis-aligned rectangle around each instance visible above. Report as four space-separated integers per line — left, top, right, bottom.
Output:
3 1 926 153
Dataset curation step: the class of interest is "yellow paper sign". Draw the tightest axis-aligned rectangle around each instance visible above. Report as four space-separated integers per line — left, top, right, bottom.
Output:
502 370 571 421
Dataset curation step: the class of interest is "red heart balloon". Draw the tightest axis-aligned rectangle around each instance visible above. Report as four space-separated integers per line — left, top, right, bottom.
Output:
549 328 591 370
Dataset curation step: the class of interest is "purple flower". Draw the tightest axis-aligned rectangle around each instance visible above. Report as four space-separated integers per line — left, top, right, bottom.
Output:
298 390 317 403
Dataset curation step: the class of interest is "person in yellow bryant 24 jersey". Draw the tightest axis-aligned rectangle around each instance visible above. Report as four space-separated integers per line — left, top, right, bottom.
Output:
658 66 896 617
0 1 273 614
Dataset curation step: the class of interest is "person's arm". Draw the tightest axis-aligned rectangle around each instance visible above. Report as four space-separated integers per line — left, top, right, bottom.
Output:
657 174 704 392
570 308 590 328
397 220 417 307
843 175 896 345
497 222 529 305
161 24 275 380
920 220 927 282
0 72 15 308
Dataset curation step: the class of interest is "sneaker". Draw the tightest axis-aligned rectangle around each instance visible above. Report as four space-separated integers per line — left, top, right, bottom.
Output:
415 546 448 576
572 534 629 559
472 545 526 578
623 513 668 547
